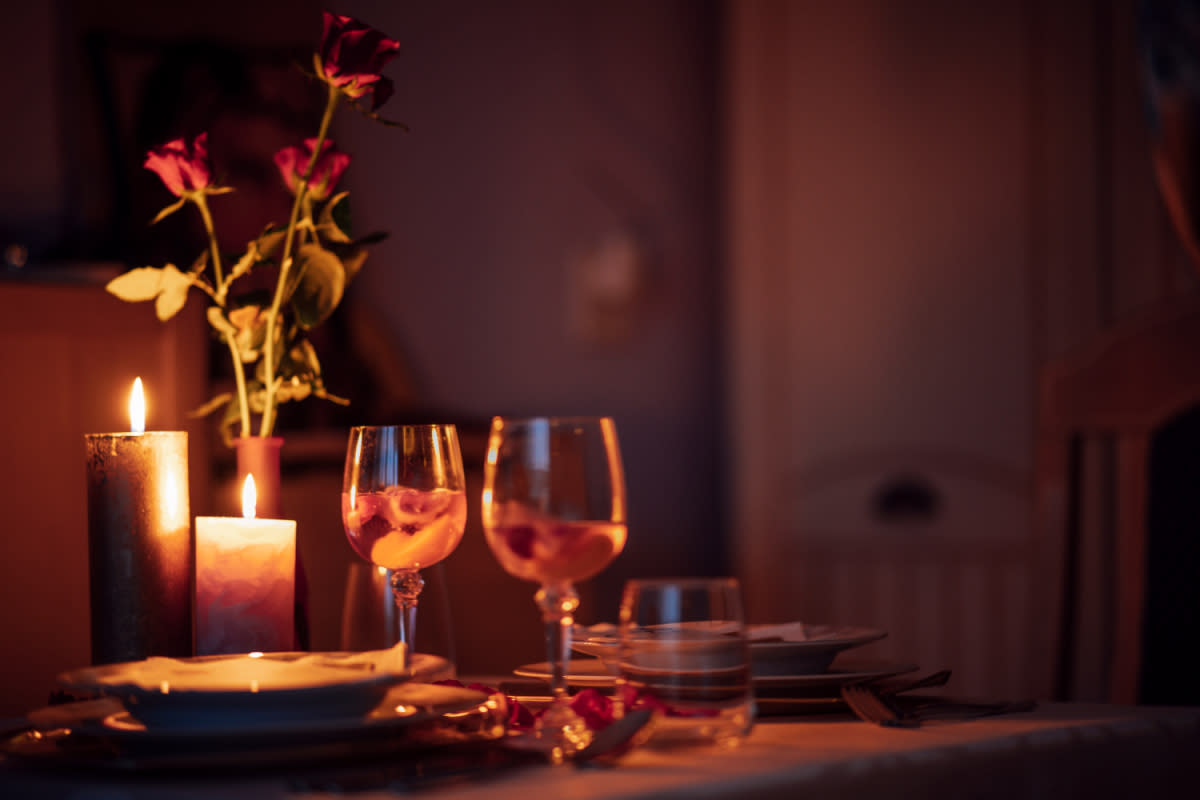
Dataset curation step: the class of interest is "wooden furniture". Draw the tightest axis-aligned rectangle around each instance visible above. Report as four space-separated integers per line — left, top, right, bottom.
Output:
0 274 210 717
1035 294 1200 703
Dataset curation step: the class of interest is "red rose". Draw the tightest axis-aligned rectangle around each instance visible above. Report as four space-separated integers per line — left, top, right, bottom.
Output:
569 689 617 730
273 138 351 200
317 11 400 110
144 133 212 197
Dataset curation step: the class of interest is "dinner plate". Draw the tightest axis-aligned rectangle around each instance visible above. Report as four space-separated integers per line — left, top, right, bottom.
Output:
513 658 917 692
89 682 488 741
572 622 888 676
57 648 416 731
8 682 502 772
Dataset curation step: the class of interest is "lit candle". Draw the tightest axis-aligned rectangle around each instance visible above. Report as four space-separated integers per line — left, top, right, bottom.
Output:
195 475 296 655
84 377 191 665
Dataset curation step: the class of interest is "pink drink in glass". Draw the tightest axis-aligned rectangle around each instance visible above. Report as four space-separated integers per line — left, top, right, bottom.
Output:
342 486 467 569
484 510 627 584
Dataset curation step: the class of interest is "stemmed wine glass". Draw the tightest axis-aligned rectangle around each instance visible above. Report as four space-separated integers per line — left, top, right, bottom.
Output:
342 424 467 652
481 416 627 758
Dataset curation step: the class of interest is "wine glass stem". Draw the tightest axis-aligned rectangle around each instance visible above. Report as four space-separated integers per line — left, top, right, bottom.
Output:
536 582 580 702
391 568 425 651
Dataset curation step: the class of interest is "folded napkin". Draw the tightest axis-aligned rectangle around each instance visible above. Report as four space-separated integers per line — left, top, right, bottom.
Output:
306 642 410 675
90 643 410 692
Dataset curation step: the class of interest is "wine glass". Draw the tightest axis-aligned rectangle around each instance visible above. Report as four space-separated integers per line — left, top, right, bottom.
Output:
481 416 628 759
342 424 467 652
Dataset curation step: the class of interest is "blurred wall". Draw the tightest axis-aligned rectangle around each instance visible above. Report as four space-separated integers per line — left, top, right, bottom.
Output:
0 0 724 681
329 0 725 616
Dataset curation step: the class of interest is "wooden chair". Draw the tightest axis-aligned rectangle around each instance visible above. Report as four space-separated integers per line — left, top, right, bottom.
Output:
1035 294 1200 703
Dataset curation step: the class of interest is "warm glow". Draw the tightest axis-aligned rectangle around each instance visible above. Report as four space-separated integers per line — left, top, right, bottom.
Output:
160 467 185 532
129 377 145 435
242 474 257 520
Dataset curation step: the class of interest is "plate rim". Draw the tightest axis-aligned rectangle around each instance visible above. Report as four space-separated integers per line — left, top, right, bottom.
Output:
576 622 888 651
748 624 887 652
514 658 918 690
32 682 489 742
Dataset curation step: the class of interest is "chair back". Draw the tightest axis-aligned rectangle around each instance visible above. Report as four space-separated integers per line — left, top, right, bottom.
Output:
1036 294 1200 703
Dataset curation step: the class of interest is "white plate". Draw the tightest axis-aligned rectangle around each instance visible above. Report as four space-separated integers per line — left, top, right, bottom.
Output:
572 622 888 676
89 682 488 741
11 683 498 771
58 649 415 731
514 658 917 691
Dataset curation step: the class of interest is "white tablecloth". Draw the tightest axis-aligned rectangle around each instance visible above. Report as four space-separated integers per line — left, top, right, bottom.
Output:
2 703 1197 799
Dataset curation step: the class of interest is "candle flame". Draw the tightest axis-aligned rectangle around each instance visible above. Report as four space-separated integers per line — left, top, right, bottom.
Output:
129 378 145 435
242 474 257 520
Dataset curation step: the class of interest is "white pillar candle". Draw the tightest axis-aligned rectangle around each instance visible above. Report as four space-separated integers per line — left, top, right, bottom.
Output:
195 475 296 655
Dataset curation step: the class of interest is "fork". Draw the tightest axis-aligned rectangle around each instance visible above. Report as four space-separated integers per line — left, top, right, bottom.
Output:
842 679 1036 728
840 669 953 728
841 681 920 728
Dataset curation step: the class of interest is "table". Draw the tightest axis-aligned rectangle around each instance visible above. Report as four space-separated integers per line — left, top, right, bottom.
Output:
2 702 1197 799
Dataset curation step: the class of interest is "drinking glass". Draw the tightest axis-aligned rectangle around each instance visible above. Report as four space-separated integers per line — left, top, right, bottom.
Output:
342 424 466 651
618 578 755 748
481 416 627 759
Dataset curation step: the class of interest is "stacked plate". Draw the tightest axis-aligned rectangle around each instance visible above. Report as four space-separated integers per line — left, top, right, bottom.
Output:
5 650 497 770
514 622 916 711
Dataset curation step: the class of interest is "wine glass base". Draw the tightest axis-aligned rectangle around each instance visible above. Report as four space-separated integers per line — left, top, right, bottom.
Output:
534 700 593 762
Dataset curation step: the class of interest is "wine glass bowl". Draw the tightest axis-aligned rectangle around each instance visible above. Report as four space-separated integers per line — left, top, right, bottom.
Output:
481 416 627 759
484 508 627 586
342 424 466 652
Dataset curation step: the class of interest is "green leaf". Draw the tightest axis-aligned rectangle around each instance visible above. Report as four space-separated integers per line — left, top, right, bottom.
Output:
317 191 353 243
255 226 287 260
355 231 388 247
244 379 267 413
328 232 385 285
190 392 233 419
206 307 237 336
314 387 351 406
189 250 209 276
290 243 345 329
150 197 187 225
154 264 191 321
106 266 170 302
340 247 369 284
228 245 258 284
276 379 313 404
228 304 268 362
347 95 410 130
295 339 322 377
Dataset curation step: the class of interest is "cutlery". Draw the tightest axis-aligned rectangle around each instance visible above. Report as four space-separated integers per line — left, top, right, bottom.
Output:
842 681 920 728
842 674 1035 728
